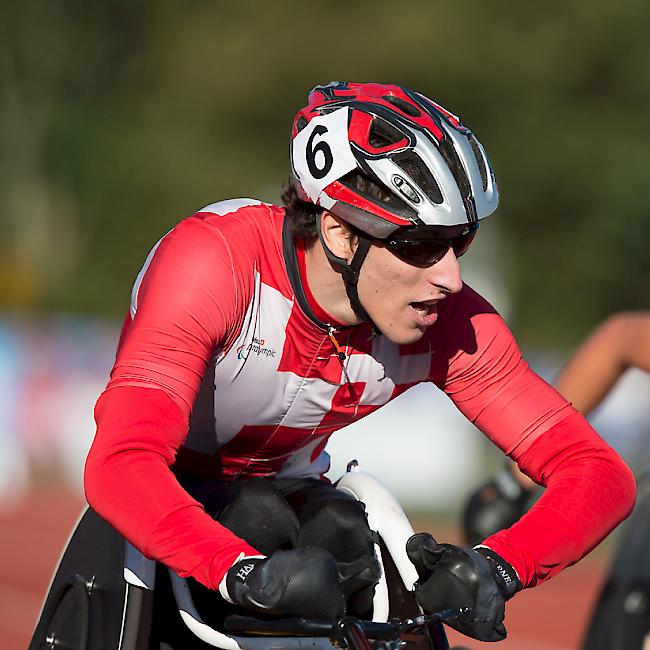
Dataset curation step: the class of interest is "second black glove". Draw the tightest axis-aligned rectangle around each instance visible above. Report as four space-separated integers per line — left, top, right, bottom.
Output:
406 533 521 642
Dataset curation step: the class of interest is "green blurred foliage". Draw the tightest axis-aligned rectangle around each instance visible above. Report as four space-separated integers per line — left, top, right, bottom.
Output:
1 0 649 346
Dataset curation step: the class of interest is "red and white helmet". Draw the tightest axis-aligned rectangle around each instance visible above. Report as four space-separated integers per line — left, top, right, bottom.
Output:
291 81 498 238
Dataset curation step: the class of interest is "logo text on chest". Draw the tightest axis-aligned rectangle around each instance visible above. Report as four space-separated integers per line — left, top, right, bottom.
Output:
237 337 277 360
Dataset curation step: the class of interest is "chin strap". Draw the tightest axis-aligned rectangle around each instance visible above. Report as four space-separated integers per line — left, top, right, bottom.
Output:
317 214 374 324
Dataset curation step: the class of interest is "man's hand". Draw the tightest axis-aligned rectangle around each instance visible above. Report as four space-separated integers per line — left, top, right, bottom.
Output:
406 533 521 642
223 548 346 620
462 463 536 546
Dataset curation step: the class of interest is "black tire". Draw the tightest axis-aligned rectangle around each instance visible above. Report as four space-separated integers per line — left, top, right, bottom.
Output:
29 507 153 650
581 472 650 650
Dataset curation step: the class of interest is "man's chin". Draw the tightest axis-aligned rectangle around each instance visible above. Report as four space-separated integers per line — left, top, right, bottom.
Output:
379 324 428 346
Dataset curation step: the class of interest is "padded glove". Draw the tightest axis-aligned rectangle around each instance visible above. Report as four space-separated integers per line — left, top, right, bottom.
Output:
406 533 521 642
224 548 346 620
462 463 536 546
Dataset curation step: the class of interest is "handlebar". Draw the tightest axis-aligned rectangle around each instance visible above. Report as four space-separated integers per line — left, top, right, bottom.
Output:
334 610 469 650
225 608 470 650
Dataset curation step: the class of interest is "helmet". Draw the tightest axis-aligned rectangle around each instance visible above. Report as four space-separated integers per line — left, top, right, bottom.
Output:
290 81 498 239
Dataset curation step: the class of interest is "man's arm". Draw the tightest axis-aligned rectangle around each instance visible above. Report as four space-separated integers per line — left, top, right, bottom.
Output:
410 292 635 641
464 311 650 538
85 215 262 589
435 290 636 585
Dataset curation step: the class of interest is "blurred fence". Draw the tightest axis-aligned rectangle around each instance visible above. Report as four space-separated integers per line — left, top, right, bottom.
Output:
0 315 118 508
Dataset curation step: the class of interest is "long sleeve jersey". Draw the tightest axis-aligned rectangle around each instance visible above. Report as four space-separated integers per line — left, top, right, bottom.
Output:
85 199 636 591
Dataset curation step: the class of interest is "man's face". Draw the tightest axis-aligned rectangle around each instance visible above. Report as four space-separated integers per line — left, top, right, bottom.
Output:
356 238 464 345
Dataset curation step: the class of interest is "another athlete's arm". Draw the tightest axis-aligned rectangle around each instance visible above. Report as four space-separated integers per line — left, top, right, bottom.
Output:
554 311 650 413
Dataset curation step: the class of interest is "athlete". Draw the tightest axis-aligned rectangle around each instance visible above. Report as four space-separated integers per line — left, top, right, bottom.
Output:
81 82 636 643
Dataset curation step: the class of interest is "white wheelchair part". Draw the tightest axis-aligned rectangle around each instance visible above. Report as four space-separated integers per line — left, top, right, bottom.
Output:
337 463 420 622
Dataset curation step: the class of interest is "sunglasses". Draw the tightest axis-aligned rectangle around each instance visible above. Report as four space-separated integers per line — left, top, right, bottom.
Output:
379 223 479 267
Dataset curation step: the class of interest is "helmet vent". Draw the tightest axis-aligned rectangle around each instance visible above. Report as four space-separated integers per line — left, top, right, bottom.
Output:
392 151 443 204
316 104 340 115
368 117 405 149
295 115 308 132
470 136 488 191
339 170 411 215
383 95 421 118
438 138 471 200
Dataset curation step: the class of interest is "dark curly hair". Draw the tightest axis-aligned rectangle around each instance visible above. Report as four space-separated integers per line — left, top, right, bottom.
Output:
281 174 394 240
280 182 322 239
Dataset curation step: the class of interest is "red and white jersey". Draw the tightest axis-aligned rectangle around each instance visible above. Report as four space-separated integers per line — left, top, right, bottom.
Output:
85 199 636 592
111 199 567 479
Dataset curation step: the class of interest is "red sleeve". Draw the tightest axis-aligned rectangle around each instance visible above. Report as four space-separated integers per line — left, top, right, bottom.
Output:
84 214 261 589
85 386 259 588
434 285 574 453
484 412 636 587
434 286 636 587
108 215 254 415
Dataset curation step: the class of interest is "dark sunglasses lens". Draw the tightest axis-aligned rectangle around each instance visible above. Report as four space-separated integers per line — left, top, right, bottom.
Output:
386 226 478 265
452 228 477 258
386 239 450 265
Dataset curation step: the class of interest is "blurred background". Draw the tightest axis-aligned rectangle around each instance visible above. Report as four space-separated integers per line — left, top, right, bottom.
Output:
2 1 650 648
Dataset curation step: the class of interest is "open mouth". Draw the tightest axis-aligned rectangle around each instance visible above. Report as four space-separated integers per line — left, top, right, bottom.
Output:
410 301 436 314
409 301 439 327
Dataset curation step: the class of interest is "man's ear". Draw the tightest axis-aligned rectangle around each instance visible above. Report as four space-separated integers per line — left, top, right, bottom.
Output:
320 211 357 261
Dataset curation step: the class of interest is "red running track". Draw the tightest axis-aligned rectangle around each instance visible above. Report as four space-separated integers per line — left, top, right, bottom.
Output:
1 487 607 650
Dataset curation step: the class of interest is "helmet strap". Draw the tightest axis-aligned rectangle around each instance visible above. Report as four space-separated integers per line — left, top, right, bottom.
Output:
317 214 374 324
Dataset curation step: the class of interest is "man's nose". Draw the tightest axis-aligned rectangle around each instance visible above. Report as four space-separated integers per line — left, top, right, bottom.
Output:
427 247 463 295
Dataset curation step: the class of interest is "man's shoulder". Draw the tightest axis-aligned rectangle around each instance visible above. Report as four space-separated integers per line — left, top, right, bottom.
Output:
131 199 287 316
136 199 284 284
195 198 278 219
164 198 284 253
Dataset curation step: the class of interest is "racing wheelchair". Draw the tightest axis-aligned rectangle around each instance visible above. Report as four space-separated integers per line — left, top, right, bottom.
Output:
30 464 470 649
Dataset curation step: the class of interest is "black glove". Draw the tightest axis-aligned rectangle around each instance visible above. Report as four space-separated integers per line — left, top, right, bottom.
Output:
462 463 536 547
225 548 346 620
406 533 521 642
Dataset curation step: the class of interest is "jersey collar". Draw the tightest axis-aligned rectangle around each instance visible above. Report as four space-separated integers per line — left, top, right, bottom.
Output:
282 218 346 332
